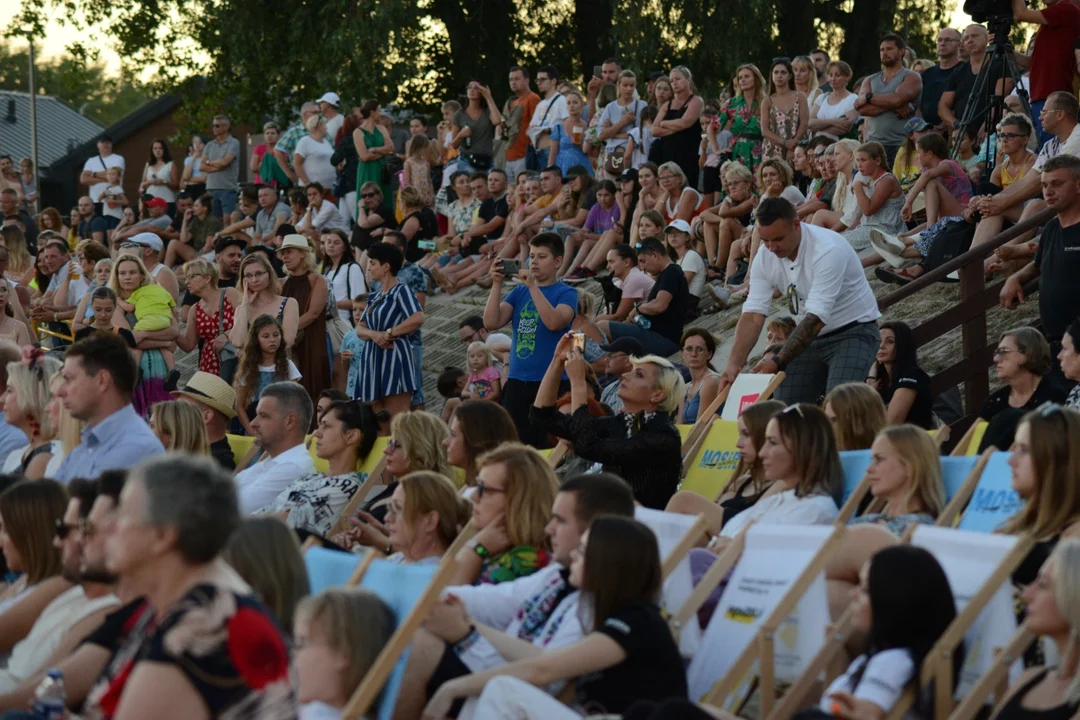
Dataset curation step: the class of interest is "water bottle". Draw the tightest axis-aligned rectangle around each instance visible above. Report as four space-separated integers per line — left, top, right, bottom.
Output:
32 669 65 720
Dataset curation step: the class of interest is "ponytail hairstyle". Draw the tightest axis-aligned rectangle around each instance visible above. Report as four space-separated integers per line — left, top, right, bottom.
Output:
324 400 385 464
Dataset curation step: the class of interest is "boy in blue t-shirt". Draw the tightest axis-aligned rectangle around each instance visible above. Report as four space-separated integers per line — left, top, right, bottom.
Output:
483 231 578 446
338 294 368 399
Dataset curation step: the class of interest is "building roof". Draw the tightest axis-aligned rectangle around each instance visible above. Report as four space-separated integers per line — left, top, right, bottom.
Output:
48 93 183 172
0 91 104 168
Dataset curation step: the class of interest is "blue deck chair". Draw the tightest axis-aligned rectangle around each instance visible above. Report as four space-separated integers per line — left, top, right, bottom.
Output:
343 557 459 720
835 450 873 523
956 451 1022 533
304 544 375 594
940 455 979 503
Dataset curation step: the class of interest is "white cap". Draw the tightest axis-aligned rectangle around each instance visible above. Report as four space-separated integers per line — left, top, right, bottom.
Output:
128 232 163 252
664 219 691 234
316 92 340 107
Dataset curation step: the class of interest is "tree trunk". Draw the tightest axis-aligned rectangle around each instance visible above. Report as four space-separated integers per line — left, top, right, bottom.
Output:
574 0 617 81
775 0 817 62
432 0 519 86
840 0 902 80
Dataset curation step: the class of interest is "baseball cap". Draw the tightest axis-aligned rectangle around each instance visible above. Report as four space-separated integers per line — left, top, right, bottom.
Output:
618 168 639 183
145 197 168 210
215 235 246 254
316 92 341 107
565 164 591 179
128 232 163 252
904 117 930 134
599 337 645 357
664 219 691 234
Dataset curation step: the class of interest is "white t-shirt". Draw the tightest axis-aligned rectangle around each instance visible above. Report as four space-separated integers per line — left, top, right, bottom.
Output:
743 222 881 333
82 153 126 202
720 489 839 538
260 360 302 381
628 127 654 169
299 201 349 233
143 162 177 203
526 94 569 145
812 92 859 141
678 250 706 298
324 263 367 323
294 136 338 189
821 650 914 714
599 99 646 151
101 185 126 220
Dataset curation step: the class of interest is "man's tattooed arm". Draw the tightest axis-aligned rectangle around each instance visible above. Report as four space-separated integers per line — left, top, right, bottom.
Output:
774 313 825 369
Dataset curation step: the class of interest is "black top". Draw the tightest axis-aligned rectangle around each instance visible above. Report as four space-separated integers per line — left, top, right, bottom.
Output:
467 195 509 255
575 601 688 714
532 405 682 509
74 326 137 348
979 376 1068 422
719 475 768 526
994 667 1080 720
1034 218 1080 341
330 135 360 194
404 208 441 263
881 365 934 430
350 202 398 251
78 216 110 239
920 63 960 126
945 58 1008 130
210 437 236 471
643 263 689 343
658 95 701 188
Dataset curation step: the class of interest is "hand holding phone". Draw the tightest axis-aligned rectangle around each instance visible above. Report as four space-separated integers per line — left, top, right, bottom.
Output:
501 259 521 277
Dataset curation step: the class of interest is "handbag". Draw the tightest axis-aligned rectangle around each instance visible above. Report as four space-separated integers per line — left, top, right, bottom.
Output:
603 101 640 176
217 290 239 384
464 153 493 171
323 274 351 355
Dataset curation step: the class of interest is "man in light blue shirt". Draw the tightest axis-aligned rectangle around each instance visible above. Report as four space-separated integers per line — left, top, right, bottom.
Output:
52 334 164 483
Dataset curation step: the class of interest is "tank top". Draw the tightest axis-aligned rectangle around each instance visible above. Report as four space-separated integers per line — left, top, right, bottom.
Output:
994 667 1080 720
1001 156 1027 189
719 476 768 526
939 159 974 205
867 69 915 147
663 95 702 186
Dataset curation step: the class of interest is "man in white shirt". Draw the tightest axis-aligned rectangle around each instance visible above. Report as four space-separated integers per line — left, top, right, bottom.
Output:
298 183 349 239
317 92 344 141
394 474 635 719
235 381 315 514
721 197 881 405
525 65 568 171
79 135 125 216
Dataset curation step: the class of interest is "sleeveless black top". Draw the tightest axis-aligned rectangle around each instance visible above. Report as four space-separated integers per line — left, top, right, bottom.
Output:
995 668 1080 720
719 475 768 526
660 94 701 189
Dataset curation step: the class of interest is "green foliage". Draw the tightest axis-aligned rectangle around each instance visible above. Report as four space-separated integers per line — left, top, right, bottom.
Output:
0 40 148 127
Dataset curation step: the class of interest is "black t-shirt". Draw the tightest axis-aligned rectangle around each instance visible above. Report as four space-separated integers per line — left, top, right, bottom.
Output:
74 326 137 348
920 64 960 126
574 601 688 714
882 365 934 430
464 196 509 256
644 263 689 343
350 202 398 251
1034 218 1080 340
979 374 1068 422
182 275 238 307
945 58 1008 130
404 208 441 263
210 437 236 471
78 216 110 240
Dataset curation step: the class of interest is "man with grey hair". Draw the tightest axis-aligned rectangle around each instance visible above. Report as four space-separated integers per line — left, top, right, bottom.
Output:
202 114 241 218
274 101 320 186
233 381 315 513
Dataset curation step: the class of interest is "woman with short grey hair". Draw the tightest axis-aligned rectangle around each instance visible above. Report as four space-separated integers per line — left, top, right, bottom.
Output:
84 454 297 718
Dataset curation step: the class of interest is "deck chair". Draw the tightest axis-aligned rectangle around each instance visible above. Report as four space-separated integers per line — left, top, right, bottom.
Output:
681 373 786 473
545 442 570 468
950 420 989 456
936 451 1021 532
949 623 1035 720
909 526 1033 718
327 453 391 537
303 542 379 593
634 508 708 657
680 419 742 499
341 557 459 720
683 525 846 716
834 450 873 523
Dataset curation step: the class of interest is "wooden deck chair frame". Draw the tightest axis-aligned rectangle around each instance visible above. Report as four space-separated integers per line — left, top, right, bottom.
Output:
547 442 570 468
700 526 848 716
660 513 708 580
948 623 1035 720
765 523 920 720
301 537 382 587
934 448 995 528
920 532 1035 720
340 557 460 719
680 373 786 477
327 455 390 537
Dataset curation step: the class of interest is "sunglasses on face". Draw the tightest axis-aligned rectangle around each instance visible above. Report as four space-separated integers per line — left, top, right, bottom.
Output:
361 193 378 199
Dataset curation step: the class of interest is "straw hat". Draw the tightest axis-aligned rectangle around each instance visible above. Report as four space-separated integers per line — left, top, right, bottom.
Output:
278 234 311 253
172 371 237 419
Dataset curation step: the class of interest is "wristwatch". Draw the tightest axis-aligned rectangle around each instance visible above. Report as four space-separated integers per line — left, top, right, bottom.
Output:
386 327 395 339
865 92 874 104
471 542 491 560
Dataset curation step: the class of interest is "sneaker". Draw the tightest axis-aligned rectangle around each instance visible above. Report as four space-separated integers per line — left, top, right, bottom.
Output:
706 284 731 310
563 268 595 284
869 229 907 268
945 270 960 282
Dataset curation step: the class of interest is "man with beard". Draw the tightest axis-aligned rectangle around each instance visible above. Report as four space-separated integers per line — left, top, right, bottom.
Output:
0 477 120 694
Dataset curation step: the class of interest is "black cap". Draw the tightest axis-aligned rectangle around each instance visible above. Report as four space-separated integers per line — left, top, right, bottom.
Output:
214 235 246 254
98 134 114 143
618 168 639 183
599 337 645 357
565 164 591 179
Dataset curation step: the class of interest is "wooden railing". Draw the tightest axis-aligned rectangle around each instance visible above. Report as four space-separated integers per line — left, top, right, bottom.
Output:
876 206 1055 437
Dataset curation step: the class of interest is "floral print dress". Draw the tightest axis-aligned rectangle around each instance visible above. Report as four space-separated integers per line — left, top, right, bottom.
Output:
763 93 803 160
475 545 552 585
193 296 235 375
717 95 764 177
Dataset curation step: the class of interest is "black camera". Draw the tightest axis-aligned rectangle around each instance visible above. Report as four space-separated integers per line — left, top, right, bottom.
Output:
963 0 1021 23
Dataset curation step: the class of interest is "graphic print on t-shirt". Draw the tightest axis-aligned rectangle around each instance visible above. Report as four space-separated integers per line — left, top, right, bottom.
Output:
516 301 538 360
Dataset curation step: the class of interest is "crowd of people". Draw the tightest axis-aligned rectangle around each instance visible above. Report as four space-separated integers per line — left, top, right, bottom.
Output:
0 2 1078 717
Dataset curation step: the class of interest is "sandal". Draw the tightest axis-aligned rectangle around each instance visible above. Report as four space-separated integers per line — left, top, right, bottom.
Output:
874 265 920 286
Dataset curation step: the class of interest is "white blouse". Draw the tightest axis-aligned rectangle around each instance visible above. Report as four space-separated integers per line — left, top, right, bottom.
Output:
720 488 838 538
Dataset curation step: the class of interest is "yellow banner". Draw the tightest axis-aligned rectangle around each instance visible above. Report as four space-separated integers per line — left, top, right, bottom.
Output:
681 420 741 499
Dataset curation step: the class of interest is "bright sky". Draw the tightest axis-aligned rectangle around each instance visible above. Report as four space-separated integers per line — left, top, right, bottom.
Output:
12 1 975 79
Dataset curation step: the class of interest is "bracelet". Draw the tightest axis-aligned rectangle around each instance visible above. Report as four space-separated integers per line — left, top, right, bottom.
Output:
452 625 480 654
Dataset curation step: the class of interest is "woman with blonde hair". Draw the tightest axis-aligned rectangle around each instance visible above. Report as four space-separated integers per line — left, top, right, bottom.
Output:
222 517 310 630
278 234 330 405
654 161 705 224
42 373 83 479
1 350 61 478
0 227 32 282
385 470 471 564
294 588 396 719
792 55 822 106
851 424 944 534
812 138 860 229
825 382 888 451
228 252 300 350
666 399 786 539
175 257 241 377
450 442 558 586
149 400 210 456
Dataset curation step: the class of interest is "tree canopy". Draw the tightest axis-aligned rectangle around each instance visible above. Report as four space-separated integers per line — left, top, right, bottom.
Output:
7 0 957 127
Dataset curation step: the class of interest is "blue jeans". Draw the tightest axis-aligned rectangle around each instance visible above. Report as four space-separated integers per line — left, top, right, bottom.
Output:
209 188 237 218
607 321 679 357
534 147 550 170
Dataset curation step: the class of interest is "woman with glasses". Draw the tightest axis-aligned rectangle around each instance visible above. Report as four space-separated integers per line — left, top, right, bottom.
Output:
761 59 809 164
982 115 1039 276
979 328 1066 434
229 253 300 350
175 258 240 377
654 161 704 225
650 66 704 188
352 182 398 262
795 138 838 220
716 64 767 179
808 60 858 142
700 162 755 278
450 442 557 586
677 329 720 425
258 400 382 538
444 400 518 488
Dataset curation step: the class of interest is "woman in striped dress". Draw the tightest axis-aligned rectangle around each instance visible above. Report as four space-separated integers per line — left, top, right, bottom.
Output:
355 242 425 417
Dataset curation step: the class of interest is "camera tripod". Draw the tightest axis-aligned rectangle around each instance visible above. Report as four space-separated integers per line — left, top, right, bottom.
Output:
951 18 1032 173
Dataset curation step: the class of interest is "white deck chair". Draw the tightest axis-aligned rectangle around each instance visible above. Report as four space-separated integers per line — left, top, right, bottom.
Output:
635 507 708 657
685 524 846 716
